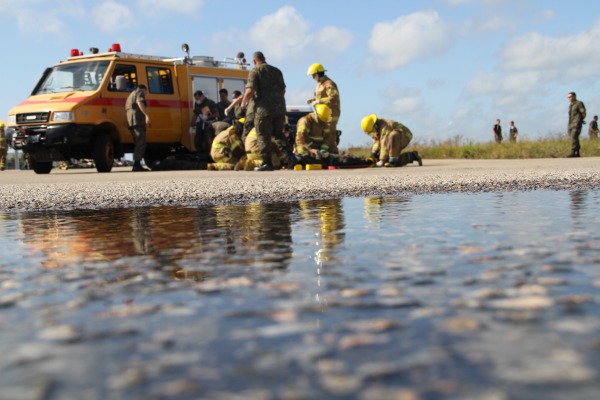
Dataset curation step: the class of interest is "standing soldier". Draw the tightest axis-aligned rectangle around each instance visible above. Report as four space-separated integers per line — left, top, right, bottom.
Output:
509 121 518 143
361 114 422 167
125 84 151 171
588 115 598 140
493 119 502 143
306 63 340 148
567 92 586 158
241 51 287 171
0 122 8 171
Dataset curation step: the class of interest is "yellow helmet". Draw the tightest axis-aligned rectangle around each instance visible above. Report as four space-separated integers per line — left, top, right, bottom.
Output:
361 114 377 133
238 117 246 124
0 121 5 128
307 63 326 76
314 104 332 123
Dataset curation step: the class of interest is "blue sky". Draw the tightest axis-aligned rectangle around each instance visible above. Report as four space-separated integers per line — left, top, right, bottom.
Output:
1 0 600 148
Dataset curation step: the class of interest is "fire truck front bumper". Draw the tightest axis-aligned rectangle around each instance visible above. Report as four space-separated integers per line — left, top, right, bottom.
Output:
11 123 95 151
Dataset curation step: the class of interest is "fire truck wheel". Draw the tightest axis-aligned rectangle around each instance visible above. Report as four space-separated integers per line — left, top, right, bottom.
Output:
93 133 114 173
31 159 53 174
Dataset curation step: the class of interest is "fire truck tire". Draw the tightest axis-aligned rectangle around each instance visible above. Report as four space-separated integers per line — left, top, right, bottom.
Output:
31 159 53 174
93 133 114 173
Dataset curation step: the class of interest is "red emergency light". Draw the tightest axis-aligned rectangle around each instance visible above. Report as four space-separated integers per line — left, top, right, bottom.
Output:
70 49 80 57
109 43 122 52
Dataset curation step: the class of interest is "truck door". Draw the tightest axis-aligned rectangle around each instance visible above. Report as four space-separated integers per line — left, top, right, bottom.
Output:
107 63 138 144
145 66 180 143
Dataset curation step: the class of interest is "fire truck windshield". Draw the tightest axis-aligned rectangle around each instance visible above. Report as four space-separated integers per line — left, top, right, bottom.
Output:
34 61 110 94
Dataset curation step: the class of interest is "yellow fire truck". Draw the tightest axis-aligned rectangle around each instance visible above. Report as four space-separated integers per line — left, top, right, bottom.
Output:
5 43 249 173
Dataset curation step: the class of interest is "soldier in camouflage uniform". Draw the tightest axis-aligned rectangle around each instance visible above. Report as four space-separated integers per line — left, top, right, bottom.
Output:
0 122 8 171
567 91 586 158
294 104 338 165
306 63 340 150
361 114 422 167
207 121 245 171
241 51 287 171
125 84 151 171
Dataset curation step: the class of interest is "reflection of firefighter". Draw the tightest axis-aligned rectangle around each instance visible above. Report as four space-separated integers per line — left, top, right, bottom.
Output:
212 202 293 268
0 121 7 171
364 196 412 226
299 199 345 265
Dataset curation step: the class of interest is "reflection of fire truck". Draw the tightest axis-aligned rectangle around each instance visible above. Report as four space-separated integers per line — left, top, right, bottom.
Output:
5 43 249 174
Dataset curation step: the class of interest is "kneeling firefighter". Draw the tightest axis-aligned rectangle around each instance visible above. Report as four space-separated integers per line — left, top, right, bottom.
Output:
293 104 339 167
207 119 246 170
236 118 289 171
360 114 422 167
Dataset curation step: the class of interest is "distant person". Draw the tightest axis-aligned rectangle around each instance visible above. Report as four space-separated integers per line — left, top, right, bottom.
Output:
360 114 422 167
125 84 150 172
216 88 231 121
493 119 502 143
0 121 7 171
567 91 586 158
306 63 340 152
509 121 518 143
588 115 598 140
241 51 287 171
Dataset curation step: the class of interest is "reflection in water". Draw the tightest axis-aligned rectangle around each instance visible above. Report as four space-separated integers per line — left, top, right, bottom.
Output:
363 196 412 226
2 191 600 398
299 199 345 266
12 203 294 279
570 190 586 223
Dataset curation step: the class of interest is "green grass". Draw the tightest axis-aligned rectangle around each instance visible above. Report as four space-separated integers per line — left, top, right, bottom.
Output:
345 133 600 159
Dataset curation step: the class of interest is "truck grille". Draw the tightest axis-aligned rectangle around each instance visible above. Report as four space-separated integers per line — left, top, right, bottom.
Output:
16 112 50 124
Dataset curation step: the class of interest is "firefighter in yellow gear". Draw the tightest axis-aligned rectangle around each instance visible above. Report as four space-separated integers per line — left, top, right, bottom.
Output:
361 114 422 167
236 117 289 171
0 122 8 171
207 120 245 170
306 63 340 148
294 104 338 161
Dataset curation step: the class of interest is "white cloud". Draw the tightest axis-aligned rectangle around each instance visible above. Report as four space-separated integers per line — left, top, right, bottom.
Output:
92 1 136 34
387 96 425 115
365 11 453 71
500 21 600 81
135 0 204 15
0 1 81 38
245 6 353 63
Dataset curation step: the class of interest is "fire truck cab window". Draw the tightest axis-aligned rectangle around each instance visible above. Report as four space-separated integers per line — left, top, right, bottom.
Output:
146 67 174 94
34 61 110 94
109 64 137 92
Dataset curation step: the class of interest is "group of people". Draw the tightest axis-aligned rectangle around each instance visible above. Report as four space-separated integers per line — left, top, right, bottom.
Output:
492 119 519 144
492 91 596 158
124 50 423 172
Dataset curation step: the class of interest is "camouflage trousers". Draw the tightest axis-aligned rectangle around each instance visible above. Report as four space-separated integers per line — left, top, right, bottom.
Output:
129 126 147 162
569 124 583 155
